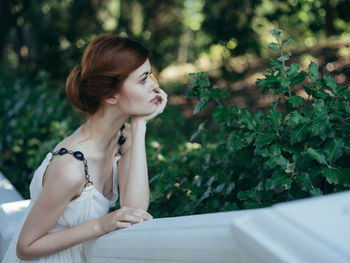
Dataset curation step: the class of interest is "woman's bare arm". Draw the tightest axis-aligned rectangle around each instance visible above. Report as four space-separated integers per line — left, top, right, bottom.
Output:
117 88 167 211
16 153 152 261
16 155 104 260
117 121 150 211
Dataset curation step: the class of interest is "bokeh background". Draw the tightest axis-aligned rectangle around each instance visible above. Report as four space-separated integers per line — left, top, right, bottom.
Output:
1 0 349 217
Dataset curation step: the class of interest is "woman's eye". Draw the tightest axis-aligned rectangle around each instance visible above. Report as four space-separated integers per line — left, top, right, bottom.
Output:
140 72 152 84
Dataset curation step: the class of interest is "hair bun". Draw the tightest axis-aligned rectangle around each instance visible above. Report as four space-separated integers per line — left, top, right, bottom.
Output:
66 65 86 112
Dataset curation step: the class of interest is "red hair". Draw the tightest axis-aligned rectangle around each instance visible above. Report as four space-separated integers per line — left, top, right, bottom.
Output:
66 34 149 116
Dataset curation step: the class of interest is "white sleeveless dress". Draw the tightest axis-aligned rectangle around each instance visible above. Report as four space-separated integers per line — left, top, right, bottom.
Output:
2 151 121 263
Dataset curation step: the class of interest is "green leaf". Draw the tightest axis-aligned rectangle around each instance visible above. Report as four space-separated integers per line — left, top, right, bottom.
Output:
212 105 229 123
294 172 313 191
277 53 291 62
199 187 211 202
345 103 350 114
323 74 337 94
286 63 299 78
270 144 282 156
286 111 306 126
188 78 197 87
291 71 307 86
310 188 322 196
266 171 291 190
240 108 257 130
282 39 293 47
237 189 261 202
290 123 308 144
308 61 319 80
285 162 296 174
229 138 247 152
174 203 187 214
321 167 340 185
269 27 284 41
277 77 291 93
275 155 290 168
288 96 305 107
242 201 261 209
198 72 211 88
310 99 325 114
188 72 211 88
221 202 239 211
272 98 281 109
190 122 206 141
209 88 229 99
266 151 289 169
313 89 330 99
256 148 273 158
323 138 344 163
338 168 350 187
194 98 209 114
268 42 280 51
213 183 225 193
281 144 300 155
305 148 327 165
303 84 313 95
268 108 281 131
256 133 279 147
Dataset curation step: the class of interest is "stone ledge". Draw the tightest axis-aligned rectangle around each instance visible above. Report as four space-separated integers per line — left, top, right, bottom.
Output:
84 191 350 263
1 169 349 263
0 172 23 205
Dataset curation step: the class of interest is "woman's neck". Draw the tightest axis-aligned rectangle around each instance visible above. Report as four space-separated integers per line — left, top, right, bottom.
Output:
78 107 129 156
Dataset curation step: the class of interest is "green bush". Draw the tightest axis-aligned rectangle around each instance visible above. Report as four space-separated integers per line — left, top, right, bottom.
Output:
0 70 80 197
147 28 350 217
2 28 349 219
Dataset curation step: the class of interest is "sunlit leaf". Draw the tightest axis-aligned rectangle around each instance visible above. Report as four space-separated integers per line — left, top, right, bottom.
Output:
268 42 280 51
308 61 319 80
305 148 327 165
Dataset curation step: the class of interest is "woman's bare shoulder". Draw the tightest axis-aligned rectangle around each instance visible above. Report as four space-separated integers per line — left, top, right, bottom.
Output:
43 136 87 190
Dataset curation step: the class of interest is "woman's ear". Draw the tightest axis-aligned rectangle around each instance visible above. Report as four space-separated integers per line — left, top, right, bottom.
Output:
105 94 119 105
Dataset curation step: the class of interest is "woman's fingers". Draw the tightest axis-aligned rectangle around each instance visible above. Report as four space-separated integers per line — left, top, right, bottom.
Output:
116 222 131 229
121 214 144 222
156 88 167 113
100 207 153 232
120 207 153 220
131 88 167 122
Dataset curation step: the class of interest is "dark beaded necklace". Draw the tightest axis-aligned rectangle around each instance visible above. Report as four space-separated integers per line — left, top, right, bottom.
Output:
117 123 126 156
52 124 127 187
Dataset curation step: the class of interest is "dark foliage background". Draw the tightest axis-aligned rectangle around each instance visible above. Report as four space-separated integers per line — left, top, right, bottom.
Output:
1 0 349 217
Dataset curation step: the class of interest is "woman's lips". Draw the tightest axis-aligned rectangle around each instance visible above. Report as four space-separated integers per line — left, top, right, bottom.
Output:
150 96 159 103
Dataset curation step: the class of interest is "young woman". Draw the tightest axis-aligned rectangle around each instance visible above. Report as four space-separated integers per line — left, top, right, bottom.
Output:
2 34 167 262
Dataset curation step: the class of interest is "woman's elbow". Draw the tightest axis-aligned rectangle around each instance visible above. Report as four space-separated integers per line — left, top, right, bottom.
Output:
16 242 32 260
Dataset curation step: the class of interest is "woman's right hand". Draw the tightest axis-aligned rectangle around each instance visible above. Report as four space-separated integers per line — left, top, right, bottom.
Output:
98 206 153 234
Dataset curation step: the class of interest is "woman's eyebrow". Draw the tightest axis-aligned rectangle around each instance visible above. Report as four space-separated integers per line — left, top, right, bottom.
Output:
138 69 152 78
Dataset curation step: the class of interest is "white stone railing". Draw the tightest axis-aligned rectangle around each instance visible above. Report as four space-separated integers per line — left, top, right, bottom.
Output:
84 190 350 263
1 171 349 262
0 172 30 261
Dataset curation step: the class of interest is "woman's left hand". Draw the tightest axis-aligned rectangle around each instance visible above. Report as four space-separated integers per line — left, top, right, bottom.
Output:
132 88 168 123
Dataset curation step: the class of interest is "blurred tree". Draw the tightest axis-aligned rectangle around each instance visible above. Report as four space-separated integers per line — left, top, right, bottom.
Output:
202 0 261 55
1 0 350 81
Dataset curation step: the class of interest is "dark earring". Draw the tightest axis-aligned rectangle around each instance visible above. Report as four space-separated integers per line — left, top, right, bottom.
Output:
118 124 126 156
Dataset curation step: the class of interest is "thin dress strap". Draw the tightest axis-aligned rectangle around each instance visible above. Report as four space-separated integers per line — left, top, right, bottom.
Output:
52 148 93 187
51 124 126 188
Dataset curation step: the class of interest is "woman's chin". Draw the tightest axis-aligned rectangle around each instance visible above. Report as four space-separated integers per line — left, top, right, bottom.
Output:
134 105 157 116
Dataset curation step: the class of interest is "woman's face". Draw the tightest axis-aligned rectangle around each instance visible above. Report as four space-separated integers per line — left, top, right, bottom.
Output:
118 58 160 116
